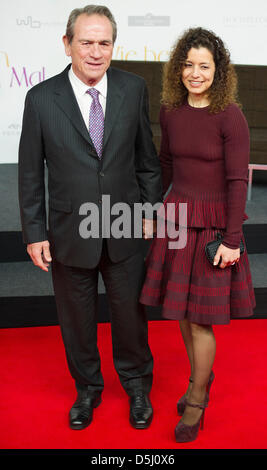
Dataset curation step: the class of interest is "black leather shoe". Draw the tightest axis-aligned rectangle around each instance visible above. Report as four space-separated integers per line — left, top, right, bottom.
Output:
69 392 101 430
129 392 153 429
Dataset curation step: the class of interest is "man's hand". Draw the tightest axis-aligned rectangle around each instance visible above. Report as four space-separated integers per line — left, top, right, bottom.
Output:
27 240 52 272
213 244 240 269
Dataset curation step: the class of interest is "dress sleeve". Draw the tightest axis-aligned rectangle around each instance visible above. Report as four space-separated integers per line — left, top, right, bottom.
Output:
221 104 250 249
159 106 173 196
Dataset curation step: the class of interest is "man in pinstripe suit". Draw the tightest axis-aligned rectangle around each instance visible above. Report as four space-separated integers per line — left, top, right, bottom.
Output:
18 5 162 430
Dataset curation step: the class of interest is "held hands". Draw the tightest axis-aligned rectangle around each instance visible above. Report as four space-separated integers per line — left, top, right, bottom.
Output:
27 240 52 272
142 218 156 239
213 243 240 269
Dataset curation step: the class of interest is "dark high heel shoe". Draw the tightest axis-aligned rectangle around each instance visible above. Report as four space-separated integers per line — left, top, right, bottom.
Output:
177 377 193 416
177 370 215 416
175 401 208 443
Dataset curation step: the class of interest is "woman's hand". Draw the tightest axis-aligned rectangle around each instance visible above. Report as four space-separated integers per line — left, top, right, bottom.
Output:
213 244 240 269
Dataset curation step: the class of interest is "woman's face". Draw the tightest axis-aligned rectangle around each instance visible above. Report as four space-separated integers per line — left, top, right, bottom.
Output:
181 47 216 100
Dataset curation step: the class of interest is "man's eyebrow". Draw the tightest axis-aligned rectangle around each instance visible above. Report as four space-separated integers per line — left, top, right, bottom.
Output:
78 39 113 43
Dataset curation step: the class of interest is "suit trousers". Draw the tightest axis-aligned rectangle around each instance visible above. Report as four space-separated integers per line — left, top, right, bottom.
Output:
51 240 153 398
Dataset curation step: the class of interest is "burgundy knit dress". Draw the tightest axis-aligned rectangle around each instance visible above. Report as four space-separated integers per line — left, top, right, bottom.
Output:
140 102 256 324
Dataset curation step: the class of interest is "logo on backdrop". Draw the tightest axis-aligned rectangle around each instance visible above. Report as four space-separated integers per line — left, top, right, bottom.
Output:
0 51 46 88
223 15 267 27
121 12 170 61
10 67 46 87
16 16 65 29
16 16 41 28
128 13 170 26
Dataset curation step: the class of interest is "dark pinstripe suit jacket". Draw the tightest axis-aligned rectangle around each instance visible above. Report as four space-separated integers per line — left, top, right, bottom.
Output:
18 64 162 268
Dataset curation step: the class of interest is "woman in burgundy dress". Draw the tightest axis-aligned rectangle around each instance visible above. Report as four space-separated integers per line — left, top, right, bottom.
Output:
140 27 256 443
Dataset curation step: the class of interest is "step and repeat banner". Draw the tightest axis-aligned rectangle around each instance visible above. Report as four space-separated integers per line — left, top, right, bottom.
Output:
0 0 266 163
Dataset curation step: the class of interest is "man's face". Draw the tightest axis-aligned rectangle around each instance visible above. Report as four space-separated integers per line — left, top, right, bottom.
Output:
63 13 114 86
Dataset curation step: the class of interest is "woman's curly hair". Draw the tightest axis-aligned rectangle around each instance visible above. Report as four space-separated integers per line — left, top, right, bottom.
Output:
162 27 240 113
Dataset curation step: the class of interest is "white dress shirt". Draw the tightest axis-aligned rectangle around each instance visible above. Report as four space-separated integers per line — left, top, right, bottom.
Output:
68 66 107 130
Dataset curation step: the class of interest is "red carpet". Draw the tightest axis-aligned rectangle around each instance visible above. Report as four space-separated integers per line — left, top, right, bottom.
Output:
0 319 267 450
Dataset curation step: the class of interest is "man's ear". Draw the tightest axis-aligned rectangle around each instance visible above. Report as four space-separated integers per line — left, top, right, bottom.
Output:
62 35 71 56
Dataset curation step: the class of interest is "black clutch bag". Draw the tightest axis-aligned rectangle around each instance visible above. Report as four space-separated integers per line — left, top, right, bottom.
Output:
205 233 245 266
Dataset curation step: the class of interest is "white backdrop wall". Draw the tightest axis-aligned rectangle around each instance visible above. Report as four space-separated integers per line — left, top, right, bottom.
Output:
1 0 267 163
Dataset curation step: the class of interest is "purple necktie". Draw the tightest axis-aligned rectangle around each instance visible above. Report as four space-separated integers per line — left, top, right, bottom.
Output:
87 88 104 158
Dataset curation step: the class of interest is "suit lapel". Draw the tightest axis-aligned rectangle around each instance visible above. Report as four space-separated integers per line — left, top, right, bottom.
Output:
53 66 125 158
103 67 125 150
53 65 97 156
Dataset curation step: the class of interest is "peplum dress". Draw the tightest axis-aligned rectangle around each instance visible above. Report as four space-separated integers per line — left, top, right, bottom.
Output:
140 102 256 325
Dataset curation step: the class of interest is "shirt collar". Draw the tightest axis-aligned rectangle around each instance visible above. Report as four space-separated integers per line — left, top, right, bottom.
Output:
69 66 107 99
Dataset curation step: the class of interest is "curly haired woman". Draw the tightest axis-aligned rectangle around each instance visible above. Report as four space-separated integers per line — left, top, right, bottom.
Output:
140 27 256 443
